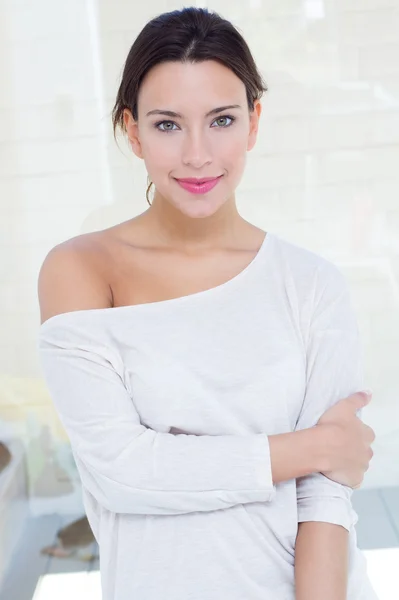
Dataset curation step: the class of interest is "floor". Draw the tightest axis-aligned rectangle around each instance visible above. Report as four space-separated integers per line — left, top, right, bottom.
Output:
0 487 398 600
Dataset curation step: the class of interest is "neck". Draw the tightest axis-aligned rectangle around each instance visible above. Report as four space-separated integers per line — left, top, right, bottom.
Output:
142 192 248 252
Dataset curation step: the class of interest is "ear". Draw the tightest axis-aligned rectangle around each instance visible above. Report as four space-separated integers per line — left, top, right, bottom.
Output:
247 100 262 152
123 108 144 159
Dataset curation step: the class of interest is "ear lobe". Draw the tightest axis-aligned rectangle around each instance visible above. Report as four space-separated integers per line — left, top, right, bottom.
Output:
130 136 143 159
123 109 143 158
247 125 259 151
247 101 261 151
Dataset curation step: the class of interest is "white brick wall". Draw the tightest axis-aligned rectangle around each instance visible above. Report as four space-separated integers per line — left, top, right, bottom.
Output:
338 8 399 45
336 0 398 11
359 43 399 78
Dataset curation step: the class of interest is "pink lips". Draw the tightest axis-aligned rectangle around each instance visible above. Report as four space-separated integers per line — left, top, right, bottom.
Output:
175 175 223 195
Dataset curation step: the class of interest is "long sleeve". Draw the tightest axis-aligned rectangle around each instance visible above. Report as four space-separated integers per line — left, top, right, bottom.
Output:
294 264 365 532
37 316 275 516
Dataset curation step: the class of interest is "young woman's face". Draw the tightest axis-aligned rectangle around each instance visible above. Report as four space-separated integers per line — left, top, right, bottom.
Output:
123 60 261 218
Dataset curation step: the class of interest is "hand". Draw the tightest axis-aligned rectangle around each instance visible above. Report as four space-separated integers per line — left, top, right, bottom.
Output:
316 392 375 489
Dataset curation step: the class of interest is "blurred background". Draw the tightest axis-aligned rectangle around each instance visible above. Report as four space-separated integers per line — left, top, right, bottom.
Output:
0 0 398 598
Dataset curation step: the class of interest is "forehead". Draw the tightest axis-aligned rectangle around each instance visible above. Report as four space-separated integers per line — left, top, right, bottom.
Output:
138 60 246 111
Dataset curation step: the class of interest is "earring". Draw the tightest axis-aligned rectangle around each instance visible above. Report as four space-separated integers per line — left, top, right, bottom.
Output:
146 175 153 206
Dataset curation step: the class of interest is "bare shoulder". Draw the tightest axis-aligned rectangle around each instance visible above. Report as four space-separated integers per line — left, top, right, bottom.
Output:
38 233 113 325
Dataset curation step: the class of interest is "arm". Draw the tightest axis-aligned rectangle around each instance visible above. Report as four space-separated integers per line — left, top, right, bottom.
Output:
37 245 327 515
37 244 275 514
294 263 365 598
295 522 348 600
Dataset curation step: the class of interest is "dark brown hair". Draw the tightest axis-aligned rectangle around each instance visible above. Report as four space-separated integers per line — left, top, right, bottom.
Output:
111 6 268 139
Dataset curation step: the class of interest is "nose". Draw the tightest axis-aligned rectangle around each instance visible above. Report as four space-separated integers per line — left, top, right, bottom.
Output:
182 129 212 169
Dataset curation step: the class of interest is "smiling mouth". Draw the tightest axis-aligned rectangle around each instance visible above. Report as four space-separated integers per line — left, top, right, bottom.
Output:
175 175 223 184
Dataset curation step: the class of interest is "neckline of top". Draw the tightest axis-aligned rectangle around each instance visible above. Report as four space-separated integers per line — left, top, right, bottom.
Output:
39 231 273 331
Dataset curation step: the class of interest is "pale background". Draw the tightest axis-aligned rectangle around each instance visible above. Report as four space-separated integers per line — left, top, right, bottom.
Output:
0 0 398 597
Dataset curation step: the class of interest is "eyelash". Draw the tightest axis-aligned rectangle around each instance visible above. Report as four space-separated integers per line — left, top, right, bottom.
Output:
154 115 236 133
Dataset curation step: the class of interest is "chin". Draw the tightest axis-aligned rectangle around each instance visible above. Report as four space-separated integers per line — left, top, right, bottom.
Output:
179 198 227 218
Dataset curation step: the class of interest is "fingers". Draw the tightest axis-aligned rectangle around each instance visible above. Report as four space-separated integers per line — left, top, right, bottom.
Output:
364 423 376 443
348 391 373 411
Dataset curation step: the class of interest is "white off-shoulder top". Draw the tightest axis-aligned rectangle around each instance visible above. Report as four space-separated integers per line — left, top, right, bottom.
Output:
37 232 377 600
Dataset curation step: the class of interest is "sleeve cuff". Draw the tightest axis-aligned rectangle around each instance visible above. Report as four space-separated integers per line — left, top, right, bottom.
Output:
297 496 359 532
254 434 276 501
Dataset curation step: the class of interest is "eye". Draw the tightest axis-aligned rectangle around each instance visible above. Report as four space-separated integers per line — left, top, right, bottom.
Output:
155 120 178 133
211 115 236 128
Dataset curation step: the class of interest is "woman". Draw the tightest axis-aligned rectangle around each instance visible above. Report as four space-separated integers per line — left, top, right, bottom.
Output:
37 7 377 600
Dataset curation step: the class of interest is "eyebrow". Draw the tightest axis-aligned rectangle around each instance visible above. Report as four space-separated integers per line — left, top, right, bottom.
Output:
145 105 242 118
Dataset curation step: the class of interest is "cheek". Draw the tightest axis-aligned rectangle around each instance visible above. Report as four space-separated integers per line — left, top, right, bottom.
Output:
142 136 179 171
218 136 247 172
214 123 248 153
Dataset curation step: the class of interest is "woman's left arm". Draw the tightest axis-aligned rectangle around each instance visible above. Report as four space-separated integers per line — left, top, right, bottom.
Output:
295 521 348 600
294 262 368 599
